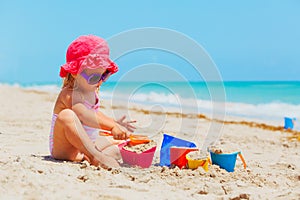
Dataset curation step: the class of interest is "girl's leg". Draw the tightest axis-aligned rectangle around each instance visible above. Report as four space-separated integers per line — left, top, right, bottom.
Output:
94 136 125 160
52 109 120 168
102 145 122 160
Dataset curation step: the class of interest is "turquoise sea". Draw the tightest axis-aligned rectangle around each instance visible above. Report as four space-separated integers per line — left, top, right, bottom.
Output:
100 81 300 105
10 81 300 123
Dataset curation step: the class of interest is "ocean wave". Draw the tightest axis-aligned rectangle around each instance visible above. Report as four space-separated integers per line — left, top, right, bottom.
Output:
16 83 300 122
224 101 300 121
102 91 300 121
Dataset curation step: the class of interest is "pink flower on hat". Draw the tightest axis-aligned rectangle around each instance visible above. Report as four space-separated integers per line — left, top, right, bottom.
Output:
59 35 118 78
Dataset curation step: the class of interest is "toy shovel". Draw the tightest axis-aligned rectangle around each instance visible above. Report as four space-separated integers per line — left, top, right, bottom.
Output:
99 129 151 145
128 134 151 145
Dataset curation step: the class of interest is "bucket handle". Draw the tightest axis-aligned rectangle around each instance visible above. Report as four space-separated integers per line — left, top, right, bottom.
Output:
238 152 247 169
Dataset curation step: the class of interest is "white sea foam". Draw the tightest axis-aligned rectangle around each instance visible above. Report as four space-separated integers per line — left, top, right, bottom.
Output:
224 101 300 120
18 84 300 125
102 91 300 122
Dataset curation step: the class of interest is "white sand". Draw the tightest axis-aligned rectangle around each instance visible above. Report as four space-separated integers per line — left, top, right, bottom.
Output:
0 85 299 200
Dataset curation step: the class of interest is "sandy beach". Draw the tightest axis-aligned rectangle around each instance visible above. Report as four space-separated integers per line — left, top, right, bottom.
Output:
0 84 299 200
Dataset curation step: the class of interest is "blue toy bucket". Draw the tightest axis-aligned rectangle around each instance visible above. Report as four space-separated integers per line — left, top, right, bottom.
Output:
210 151 239 172
284 117 294 130
160 134 196 166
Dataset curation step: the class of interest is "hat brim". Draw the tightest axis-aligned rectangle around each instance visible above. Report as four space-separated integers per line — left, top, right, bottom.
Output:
78 55 118 74
60 56 118 78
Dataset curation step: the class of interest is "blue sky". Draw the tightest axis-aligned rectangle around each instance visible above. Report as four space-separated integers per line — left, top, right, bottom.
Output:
0 0 299 84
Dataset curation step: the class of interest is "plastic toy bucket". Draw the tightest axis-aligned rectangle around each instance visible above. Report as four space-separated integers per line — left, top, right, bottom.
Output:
210 151 246 172
170 147 198 169
284 117 294 130
119 142 156 168
160 134 196 166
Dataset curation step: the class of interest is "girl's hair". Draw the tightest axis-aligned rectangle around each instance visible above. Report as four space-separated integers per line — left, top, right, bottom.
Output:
62 73 75 88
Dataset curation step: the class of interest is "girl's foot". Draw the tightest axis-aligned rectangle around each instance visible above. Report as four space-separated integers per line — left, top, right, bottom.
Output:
91 152 120 169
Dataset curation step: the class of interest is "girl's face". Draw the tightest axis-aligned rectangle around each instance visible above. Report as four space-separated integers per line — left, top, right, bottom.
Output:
75 67 108 92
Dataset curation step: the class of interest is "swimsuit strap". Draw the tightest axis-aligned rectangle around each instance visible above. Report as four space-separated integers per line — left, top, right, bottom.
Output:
82 92 100 110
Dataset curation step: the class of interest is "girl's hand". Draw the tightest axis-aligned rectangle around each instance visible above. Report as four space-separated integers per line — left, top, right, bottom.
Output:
116 115 136 132
111 125 130 140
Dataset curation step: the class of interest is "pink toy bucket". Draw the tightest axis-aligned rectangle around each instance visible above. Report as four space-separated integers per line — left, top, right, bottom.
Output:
119 142 156 168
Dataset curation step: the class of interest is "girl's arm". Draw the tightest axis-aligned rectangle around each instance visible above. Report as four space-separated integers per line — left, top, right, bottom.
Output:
72 103 128 139
72 103 114 130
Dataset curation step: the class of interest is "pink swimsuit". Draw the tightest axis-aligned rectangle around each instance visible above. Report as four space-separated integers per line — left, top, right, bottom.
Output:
49 94 101 155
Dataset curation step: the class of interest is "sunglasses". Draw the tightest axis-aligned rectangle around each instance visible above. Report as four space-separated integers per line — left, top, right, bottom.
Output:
80 70 111 85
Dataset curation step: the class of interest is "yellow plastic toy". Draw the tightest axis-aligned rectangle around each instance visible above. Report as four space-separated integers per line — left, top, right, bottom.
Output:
186 153 211 171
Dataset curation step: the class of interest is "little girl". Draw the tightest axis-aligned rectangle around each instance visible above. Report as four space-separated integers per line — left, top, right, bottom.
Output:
50 35 135 169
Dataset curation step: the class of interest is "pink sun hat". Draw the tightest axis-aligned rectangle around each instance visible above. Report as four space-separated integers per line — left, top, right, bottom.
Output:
59 35 118 78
